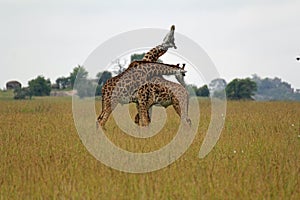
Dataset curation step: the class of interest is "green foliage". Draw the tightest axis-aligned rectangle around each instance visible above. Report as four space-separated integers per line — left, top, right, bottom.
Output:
70 65 88 88
209 78 227 98
15 88 30 100
185 84 211 97
96 71 112 86
56 77 71 89
209 78 227 89
28 76 51 96
212 90 227 99
70 66 97 98
196 85 209 97
226 78 257 100
13 87 32 100
131 53 146 62
76 79 96 99
252 75 298 101
293 93 300 101
130 53 163 63
95 71 112 96
186 84 198 96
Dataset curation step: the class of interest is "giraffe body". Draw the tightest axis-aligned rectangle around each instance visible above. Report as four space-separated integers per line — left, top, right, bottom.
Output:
132 76 190 126
97 61 185 128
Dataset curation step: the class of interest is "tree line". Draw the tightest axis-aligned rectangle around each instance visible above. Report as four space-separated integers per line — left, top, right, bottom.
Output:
10 64 267 101
10 53 300 101
12 65 112 99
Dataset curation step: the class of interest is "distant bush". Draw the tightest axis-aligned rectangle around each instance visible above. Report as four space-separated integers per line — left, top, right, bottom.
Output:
28 76 51 96
226 78 257 100
14 87 32 100
252 74 298 101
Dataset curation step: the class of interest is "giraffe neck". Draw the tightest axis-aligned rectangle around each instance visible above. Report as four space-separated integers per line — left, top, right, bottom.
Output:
143 62 183 78
175 74 187 87
142 45 167 62
124 61 183 77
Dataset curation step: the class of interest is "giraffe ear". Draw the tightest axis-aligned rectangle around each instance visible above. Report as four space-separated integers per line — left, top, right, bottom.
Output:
182 64 186 70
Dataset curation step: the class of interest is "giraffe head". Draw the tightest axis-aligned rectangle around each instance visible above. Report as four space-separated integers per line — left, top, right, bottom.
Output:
171 25 175 31
162 25 177 49
175 64 186 87
168 63 187 76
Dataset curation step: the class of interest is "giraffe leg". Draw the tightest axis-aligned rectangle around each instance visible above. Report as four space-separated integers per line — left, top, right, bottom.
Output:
138 102 150 126
134 104 140 125
97 98 117 130
148 107 152 123
181 100 191 126
138 98 150 126
97 108 112 130
134 108 151 125
134 113 140 125
135 85 153 126
172 98 191 126
172 100 181 118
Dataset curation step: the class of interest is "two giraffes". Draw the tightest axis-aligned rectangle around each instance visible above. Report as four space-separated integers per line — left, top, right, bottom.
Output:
97 25 191 129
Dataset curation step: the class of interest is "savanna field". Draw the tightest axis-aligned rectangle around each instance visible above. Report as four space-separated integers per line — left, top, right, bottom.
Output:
0 91 299 199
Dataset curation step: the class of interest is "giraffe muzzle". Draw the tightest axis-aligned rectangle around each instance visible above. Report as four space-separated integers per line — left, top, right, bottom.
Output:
179 69 187 74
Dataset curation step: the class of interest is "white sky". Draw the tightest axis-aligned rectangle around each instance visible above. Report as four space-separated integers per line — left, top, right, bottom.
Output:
1 0 300 88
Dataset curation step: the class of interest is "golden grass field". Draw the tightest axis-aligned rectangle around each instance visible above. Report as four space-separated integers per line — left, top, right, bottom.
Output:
0 93 299 199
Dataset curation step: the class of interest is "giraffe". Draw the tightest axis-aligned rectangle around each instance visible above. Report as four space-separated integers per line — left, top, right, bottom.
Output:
132 75 191 126
97 61 186 128
132 25 190 126
132 67 190 126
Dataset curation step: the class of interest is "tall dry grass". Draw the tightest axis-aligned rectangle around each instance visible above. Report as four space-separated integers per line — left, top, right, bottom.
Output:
0 97 299 199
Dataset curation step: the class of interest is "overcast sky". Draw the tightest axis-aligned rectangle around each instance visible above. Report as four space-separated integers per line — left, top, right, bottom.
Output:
1 0 300 89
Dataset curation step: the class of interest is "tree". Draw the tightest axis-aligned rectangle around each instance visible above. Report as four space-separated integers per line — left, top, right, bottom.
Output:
70 65 88 87
111 59 127 75
70 66 97 98
186 84 198 96
76 78 97 98
55 76 71 89
13 87 32 100
97 71 112 86
196 85 209 97
208 79 227 99
131 53 146 62
28 76 51 96
226 78 257 100
209 78 227 97
95 71 112 96
251 75 297 101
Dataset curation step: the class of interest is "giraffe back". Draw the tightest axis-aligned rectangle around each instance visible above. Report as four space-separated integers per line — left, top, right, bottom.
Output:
101 61 184 104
